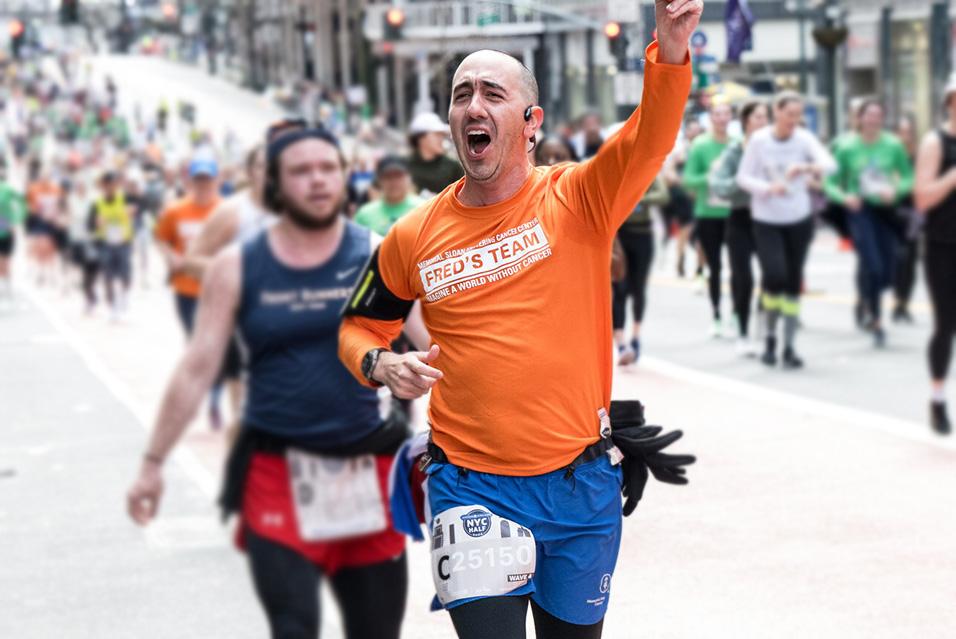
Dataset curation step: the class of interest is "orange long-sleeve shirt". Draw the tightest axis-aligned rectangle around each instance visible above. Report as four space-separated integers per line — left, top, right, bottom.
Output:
340 43 691 475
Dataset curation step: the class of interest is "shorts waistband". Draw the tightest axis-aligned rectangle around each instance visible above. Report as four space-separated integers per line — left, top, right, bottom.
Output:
425 437 614 477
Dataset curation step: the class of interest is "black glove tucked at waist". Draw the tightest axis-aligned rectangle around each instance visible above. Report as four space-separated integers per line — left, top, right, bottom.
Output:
609 400 696 517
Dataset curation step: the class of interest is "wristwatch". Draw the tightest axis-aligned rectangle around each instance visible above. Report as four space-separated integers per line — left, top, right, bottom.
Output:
362 348 388 385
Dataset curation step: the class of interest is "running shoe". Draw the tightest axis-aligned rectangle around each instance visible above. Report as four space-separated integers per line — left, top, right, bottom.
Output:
630 337 641 363
854 301 870 330
782 347 804 370
709 318 723 338
617 343 636 366
931 402 951 435
873 327 886 349
725 316 740 340
694 272 706 296
736 337 756 358
892 306 914 324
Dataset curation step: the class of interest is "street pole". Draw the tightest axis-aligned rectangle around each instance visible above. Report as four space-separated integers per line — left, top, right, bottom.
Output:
798 0 808 94
586 27 596 104
337 0 352 90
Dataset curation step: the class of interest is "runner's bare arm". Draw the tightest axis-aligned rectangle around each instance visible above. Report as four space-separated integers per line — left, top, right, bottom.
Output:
339 228 441 399
180 198 240 279
556 41 692 236
914 132 956 211
126 249 240 525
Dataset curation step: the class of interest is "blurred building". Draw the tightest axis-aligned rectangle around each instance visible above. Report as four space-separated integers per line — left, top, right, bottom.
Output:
361 0 622 130
842 0 952 136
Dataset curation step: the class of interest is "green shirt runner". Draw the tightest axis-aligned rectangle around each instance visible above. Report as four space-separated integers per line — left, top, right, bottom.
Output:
824 131 914 207
683 132 733 219
0 182 27 238
353 194 422 236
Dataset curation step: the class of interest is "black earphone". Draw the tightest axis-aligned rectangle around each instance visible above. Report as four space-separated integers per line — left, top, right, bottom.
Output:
524 106 537 152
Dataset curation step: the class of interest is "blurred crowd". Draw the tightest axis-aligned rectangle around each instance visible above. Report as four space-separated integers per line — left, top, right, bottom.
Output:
0 41 952 434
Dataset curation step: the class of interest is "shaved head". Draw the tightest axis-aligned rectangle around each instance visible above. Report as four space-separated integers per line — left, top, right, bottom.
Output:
454 50 538 106
448 49 544 191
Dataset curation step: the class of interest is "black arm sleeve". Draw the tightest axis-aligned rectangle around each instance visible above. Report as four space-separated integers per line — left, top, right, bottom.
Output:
341 246 414 321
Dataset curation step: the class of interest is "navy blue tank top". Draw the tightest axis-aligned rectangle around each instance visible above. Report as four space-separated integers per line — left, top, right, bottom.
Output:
237 221 380 447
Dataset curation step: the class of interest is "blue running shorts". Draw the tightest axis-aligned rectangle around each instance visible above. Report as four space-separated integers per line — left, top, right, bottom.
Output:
426 453 623 625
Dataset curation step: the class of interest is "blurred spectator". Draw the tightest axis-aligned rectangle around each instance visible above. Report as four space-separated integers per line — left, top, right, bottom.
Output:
535 134 578 166
354 156 422 236
406 112 463 197
571 108 605 159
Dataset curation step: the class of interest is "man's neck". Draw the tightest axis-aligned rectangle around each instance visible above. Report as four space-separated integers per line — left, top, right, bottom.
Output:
861 130 881 144
384 194 406 207
271 215 344 268
713 130 729 144
457 161 531 208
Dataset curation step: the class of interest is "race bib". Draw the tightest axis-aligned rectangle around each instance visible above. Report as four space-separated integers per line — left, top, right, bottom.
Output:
286 450 387 542
859 168 891 199
430 505 537 606
105 224 125 244
707 191 731 209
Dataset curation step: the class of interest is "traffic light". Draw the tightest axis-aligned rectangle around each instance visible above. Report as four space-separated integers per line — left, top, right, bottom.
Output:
60 0 80 25
605 21 630 71
383 7 405 41
8 19 24 59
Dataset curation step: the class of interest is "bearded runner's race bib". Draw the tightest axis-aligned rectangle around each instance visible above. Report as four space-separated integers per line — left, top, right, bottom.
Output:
286 449 387 542
430 505 537 605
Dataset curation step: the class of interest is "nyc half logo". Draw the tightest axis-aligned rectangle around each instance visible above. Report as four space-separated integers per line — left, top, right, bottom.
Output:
460 508 492 537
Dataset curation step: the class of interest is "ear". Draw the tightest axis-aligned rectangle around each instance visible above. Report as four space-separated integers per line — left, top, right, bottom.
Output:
523 106 544 140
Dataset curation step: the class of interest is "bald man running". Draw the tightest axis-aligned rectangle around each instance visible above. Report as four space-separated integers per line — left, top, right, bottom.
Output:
340 2 701 637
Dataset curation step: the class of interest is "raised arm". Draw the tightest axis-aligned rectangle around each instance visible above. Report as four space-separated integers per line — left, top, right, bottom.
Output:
126 249 241 525
556 42 692 235
555 0 699 235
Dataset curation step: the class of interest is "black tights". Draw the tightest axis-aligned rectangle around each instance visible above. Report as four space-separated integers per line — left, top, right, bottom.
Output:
81 260 99 306
696 218 726 319
926 241 956 381
245 528 407 639
449 595 604 639
726 208 756 337
611 227 654 329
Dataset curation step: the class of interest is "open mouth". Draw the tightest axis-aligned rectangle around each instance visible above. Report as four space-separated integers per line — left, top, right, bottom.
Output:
466 130 492 158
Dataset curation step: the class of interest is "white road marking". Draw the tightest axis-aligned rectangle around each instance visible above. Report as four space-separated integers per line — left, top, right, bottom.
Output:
22 287 219 497
639 356 956 452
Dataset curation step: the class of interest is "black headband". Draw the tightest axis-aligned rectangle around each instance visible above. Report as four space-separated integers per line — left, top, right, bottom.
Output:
266 128 341 166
